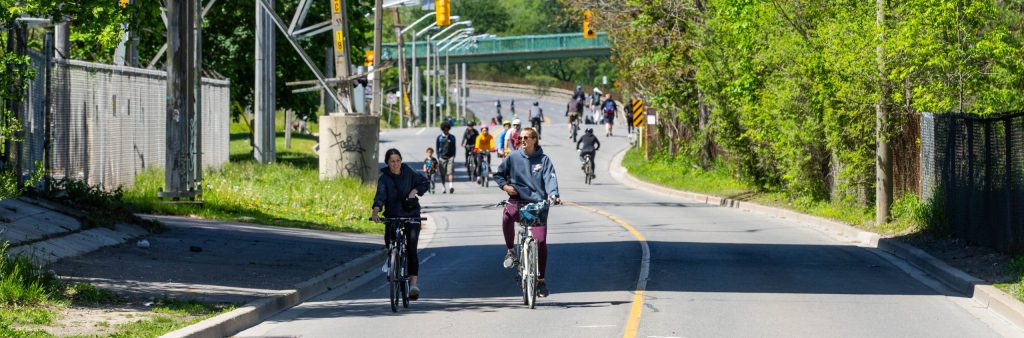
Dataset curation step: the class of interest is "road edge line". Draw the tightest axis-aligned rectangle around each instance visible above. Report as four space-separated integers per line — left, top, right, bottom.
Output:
567 201 649 338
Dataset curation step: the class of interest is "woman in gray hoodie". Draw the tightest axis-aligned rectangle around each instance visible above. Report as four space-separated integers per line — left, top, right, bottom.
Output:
493 127 561 298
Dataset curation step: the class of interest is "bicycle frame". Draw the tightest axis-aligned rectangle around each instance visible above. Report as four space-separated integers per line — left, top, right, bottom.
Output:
374 217 424 312
477 151 491 186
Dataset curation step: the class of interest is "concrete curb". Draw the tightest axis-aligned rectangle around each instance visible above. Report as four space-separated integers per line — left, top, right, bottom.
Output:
160 249 385 338
162 217 437 338
608 147 1024 329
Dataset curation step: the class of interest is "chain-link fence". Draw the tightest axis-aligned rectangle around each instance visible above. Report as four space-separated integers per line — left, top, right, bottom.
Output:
921 112 1024 251
23 53 229 191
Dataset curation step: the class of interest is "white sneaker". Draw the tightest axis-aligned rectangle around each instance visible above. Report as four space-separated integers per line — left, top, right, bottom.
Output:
410 286 421 300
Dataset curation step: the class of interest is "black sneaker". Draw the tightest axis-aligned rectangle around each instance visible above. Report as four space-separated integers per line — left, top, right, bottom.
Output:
449 187 454 194
537 281 549 298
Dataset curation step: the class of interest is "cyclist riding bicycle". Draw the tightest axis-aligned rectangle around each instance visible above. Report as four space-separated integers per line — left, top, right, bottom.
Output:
493 127 561 298
462 121 481 178
474 125 496 183
372 148 431 300
496 120 511 158
529 102 543 136
576 128 601 179
566 97 582 138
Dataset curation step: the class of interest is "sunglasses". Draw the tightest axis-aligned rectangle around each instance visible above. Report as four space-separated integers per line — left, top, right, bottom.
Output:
519 136 535 140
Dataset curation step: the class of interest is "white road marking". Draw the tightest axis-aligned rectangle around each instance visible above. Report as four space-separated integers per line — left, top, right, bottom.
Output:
416 128 427 135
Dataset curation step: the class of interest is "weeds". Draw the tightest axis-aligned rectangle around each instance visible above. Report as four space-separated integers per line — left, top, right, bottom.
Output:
0 242 63 306
29 177 162 232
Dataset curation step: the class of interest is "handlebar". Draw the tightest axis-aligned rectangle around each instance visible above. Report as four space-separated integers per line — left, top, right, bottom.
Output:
368 217 427 223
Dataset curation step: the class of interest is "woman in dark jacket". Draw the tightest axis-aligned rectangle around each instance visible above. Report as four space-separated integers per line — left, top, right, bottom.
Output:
372 148 430 300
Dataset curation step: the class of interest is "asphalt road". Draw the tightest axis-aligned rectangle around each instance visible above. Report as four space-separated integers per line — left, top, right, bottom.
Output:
238 91 1020 337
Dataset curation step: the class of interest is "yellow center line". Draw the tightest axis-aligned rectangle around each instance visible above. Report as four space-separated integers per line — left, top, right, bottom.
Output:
566 201 650 338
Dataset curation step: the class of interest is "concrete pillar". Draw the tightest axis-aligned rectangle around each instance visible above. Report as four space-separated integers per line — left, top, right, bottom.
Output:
318 114 380 182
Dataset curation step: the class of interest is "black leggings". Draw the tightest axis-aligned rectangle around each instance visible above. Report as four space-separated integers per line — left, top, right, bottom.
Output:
385 222 422 276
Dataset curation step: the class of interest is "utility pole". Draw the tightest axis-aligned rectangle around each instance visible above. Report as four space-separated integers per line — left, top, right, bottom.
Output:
162 0 200 200
331 0 355 113
319 0 379 183
876 0 892 224
372 0 382 116
255 0 276 163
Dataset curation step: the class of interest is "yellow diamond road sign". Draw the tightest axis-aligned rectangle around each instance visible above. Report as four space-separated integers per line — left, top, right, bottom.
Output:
631 99 645 127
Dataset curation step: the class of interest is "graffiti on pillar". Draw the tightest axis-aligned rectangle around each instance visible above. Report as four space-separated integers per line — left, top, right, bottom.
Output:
328 127 367 178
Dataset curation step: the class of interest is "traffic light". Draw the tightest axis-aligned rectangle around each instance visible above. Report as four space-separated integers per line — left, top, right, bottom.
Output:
436 0 450 26
583 10 596 39
120 0 129 9
364 50 374 67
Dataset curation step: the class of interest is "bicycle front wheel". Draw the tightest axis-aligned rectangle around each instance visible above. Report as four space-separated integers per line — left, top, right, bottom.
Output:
389 248 400 312
528 240 539 309
400 252 410 308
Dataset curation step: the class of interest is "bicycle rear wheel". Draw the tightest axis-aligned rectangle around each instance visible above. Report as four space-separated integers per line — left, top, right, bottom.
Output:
389 248 400 312
584 159 593 185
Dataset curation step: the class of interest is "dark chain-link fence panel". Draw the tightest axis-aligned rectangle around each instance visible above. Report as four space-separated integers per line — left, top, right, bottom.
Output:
18 51 48 184
921 112 1024 252
45 60 230 191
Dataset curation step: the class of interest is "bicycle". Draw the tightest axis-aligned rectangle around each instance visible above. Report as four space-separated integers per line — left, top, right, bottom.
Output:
531 117 543 138
581 153 594 185
570 121 580 143
465 149 479 183
371 216 426 312
490 199 552 309
476 150 491 187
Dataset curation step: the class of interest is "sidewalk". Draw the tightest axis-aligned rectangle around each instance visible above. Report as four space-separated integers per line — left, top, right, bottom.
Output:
1 197 394 337
50 215 381 305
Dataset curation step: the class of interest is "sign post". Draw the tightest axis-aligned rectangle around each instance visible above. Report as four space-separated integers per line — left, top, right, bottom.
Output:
645 108 655 161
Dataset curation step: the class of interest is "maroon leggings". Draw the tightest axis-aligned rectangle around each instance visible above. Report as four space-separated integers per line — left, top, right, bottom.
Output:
502 199 548 279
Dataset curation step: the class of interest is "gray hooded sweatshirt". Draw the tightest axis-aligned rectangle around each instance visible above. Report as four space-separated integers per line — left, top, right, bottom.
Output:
493 145 559 203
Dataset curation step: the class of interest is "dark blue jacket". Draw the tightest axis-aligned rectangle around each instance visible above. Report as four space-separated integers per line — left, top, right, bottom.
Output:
493 145 560 203
436 133 457 159
373 164 430 218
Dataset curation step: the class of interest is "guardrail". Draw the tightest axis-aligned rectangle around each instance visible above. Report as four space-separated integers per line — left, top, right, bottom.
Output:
381 32 611 63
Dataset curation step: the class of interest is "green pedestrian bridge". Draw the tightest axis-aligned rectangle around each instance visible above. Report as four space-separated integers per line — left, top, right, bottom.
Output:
381 32 611 64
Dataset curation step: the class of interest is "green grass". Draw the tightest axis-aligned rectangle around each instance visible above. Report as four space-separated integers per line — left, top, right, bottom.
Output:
622 148 919 236
1 241 234 337
0 243 64 308
98 299 235 338
125 121 381 234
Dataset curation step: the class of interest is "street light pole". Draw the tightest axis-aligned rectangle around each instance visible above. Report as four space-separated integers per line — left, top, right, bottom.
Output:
429 22 471 124
404 12 436 126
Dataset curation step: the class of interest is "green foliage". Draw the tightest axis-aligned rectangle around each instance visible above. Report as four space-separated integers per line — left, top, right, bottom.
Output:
0 305 56 326
66 283 121 305
576 0 1024 222
0 242 64 307
36 178 152 230
125 124 379 234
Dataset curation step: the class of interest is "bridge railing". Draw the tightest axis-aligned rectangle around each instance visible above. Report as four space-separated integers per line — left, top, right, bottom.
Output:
381 32 609 60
